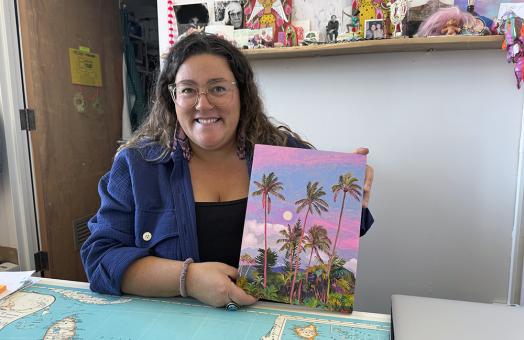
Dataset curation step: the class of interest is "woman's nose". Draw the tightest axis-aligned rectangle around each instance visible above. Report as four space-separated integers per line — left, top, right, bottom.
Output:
195 92 214 110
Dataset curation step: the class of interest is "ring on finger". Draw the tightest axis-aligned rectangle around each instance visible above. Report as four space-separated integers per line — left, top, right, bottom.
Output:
225 301 240 311
225 293 240 311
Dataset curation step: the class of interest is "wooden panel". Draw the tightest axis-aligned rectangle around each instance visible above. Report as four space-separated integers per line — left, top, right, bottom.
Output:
243 35 504 60
18 0 123 281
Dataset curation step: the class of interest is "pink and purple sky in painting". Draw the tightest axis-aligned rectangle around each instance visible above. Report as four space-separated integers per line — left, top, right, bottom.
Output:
241 145 367 272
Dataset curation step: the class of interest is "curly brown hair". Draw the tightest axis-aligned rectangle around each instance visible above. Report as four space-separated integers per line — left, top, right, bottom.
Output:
122 33 311 159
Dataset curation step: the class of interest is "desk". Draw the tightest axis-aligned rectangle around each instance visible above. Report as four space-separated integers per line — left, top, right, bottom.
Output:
0 278 390 339
391 294 524 340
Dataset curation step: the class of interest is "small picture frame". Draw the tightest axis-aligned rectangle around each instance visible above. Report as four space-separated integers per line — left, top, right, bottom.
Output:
364 19 385 40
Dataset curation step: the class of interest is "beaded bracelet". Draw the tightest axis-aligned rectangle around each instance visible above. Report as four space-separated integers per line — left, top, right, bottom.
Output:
179 257 194 297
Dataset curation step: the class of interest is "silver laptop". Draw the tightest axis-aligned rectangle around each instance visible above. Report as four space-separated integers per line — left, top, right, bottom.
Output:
391 294 524 340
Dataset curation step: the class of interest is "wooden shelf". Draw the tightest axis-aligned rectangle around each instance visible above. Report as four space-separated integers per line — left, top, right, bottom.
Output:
243 35 504 60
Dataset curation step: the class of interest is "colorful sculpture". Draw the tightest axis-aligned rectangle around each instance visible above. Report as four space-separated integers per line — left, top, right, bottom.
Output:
500 11 524 89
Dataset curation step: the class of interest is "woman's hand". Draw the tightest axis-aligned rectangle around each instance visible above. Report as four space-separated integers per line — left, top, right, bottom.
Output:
185 262 257 308
353 147 374 208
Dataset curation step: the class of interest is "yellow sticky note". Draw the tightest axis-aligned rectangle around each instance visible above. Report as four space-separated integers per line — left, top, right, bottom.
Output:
69 48 102 87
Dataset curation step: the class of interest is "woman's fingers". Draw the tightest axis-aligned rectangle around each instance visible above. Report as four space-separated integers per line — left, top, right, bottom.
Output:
228 283 257 306
363 165 374 208
353 147 373 208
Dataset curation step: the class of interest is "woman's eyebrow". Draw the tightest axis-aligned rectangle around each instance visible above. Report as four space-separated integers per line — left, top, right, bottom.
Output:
176 78 228 85
176 79 198 85
207 77 227 83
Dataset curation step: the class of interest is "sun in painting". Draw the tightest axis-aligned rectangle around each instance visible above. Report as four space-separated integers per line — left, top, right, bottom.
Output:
282 210 293 221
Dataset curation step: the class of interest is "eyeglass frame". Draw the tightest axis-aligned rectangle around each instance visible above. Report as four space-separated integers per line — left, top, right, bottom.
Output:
167 81 237 108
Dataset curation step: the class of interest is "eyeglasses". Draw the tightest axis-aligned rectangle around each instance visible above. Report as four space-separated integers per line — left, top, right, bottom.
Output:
229 11 242 19
168 81 237 109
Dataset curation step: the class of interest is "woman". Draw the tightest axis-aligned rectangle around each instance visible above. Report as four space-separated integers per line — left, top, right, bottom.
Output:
223 1 243 29
81 33 374 309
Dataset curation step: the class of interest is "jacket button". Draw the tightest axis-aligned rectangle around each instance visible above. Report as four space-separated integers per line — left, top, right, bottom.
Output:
143 232 152 241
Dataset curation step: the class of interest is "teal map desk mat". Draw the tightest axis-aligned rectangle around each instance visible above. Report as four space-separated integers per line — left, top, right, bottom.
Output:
0 280 390 339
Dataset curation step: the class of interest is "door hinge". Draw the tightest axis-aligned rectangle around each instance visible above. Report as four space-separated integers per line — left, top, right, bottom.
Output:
34 251 49 271
19 108 36 131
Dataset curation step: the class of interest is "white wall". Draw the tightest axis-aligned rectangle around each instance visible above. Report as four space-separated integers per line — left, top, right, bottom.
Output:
251 49 524 314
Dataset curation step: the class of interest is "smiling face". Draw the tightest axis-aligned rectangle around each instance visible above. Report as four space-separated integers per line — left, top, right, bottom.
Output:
174 54 240 154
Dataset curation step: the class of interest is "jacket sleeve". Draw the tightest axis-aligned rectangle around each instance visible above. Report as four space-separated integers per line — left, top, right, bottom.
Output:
80 150 149 295
286 135 375 236
360 208 374 237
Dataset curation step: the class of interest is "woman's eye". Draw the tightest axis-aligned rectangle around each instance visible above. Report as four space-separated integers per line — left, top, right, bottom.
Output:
179 88 197 95
210 86 226 94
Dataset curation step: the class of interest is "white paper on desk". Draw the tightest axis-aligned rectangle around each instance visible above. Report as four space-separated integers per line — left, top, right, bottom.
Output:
499 3 524 19
0 271 38 300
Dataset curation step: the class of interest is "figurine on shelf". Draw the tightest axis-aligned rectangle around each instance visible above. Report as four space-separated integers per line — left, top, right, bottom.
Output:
490 19 501 35
285 25 298 46
416 7 475 37
441 19 461 35
461 17 490 36
380 0 392 38
390 0 408 37
500 11 524 89
326 15 340 42
342 4 361 41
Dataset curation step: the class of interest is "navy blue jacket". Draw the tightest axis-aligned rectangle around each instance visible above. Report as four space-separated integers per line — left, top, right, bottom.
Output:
81 139 373 295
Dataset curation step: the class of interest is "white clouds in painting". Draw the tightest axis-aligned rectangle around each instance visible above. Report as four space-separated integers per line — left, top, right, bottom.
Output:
242 219 287 249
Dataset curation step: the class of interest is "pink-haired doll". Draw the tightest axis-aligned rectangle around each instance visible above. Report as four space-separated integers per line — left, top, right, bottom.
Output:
416 7 475 37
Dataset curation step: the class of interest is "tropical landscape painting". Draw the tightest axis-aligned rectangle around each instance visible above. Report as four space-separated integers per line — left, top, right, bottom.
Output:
237 145 366 313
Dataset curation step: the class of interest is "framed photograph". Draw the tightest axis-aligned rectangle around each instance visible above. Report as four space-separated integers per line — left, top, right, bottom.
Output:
214 0 244 29
204 24 235 42
364 19 385 40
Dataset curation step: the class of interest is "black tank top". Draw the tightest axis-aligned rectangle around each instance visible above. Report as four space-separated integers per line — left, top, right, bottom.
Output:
195 197 248 268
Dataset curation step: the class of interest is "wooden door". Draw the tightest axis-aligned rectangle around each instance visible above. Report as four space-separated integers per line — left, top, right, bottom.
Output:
18 0 123 281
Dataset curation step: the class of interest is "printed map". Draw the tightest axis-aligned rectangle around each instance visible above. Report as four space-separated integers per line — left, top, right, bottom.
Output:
0 282 390 339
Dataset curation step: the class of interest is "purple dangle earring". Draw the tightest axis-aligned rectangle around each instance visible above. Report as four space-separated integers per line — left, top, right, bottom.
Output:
236 129 246 160
173 121 192 161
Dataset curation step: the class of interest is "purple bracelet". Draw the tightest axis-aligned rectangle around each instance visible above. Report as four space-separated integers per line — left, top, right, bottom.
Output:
179 257 194 297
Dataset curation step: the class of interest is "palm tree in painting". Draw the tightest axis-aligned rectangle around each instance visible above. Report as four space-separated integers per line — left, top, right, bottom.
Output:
252 172 285 288
276 219 303 274
289 181 329 303
326 173 362 301
297 224 332 302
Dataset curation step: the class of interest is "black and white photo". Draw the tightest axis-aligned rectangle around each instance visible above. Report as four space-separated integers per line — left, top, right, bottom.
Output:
175 3 210 35
214 0 243 29
326 15 339 42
